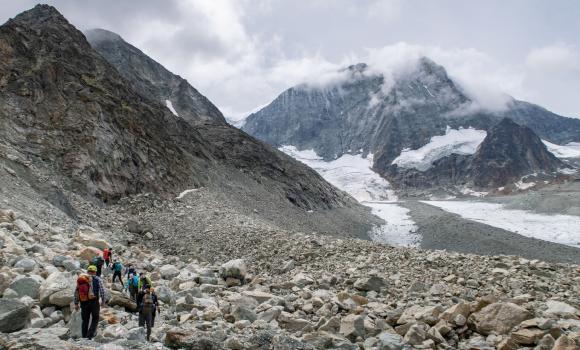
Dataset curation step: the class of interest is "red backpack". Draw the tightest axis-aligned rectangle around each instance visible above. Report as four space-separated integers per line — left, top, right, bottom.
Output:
77 274 96 302
103 249 109 260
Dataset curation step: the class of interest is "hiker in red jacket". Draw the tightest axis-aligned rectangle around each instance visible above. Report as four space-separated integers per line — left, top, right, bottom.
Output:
103 247 111 268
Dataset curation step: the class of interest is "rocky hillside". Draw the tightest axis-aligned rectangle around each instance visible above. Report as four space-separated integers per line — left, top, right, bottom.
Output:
0 5 379 236
85 28 226 125
242 58 580 191
383 118 568 190
0 187 578 349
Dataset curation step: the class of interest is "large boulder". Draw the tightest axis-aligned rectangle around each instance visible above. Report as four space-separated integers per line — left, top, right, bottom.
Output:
219 259 247 281
160 265 180 280
9 275 43 299
377 332 405 350
544 300 580 318
340 314 366 341
77 247 102 261
14 258 37 272
0 209 15 223
74 228 111 250
0 299 30 333
292 272 314 287
0 272 11 296
108 290 138 312
0 229 25 255
156 285 175 304
14 219 34 234
354 276 386 292
470 302 532 335
39 272 71 305
48 289 74 307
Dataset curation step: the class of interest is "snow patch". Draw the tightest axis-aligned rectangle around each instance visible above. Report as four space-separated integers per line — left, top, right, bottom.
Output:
543 140 580 158
280 146 420 246
423 201 580 248
364 201 419 247
176 188 198 199
459 187 488 197
392 127 487 171
515 180 536 190
165 99 179 117
279 146 396 202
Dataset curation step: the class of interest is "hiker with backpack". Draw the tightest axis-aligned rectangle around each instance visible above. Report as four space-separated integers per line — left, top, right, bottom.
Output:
138 273 152 290
74 265 106 339
91 254 105 277
125 263 136 279
111 259 124 285
103 247 110 268
136 285 159 341
125 272 140 301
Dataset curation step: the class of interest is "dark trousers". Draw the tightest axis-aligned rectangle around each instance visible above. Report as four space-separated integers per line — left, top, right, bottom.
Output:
96 264 102 277
105 259 110 268
80 299 100 339
112 271 123 285
129 285 138 301
139 307 153 340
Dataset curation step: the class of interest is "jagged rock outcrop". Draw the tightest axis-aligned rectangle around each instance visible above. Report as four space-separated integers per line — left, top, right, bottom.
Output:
383 118 568 189
85 28 226 125
0 5 369 216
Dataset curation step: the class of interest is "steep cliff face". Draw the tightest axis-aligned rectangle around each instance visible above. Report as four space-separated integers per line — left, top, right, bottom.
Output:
243 58 580 170
86 28 226 125
382 119 567 189
0 5 362 213
470 118 566 187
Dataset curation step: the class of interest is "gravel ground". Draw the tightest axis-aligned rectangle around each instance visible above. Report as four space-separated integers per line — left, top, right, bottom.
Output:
488 180 580 216
402 201 580 264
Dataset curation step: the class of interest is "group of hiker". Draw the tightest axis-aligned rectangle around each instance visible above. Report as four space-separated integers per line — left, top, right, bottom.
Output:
74 247 160 341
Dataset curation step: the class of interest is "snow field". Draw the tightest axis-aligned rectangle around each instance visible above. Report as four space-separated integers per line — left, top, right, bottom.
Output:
423 200 580 248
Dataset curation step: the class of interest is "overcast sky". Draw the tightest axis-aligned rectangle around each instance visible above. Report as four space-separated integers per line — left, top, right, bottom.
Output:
2 1 580 120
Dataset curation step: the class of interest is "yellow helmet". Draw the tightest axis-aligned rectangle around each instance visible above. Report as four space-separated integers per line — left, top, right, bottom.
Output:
87 265 97 272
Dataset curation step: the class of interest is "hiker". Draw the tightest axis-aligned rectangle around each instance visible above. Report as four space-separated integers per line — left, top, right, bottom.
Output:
125 263 136 279
125 272 139 301
111 259 124 285
91 254 105 277
137 285 159 341
138 273 152 290
103 247 110 268
74 265 106 340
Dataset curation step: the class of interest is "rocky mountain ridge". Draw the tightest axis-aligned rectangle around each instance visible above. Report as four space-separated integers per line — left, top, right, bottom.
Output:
85 28 226 125
0 4 378 237
383 118 569 190
242 58 580 193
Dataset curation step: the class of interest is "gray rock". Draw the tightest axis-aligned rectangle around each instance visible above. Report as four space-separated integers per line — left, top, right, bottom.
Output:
378 332 406 350
160 264 180 279
0 299 31 333
340 314 365 341
62 259 81 272
354 276 386 292
232 305 257 323
470 302 532 335
220 259 247 281
9 275 42 299
126 326 147 341
14 258 37 272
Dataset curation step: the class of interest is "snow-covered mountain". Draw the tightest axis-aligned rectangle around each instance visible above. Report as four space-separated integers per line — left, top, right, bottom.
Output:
243 57 580 194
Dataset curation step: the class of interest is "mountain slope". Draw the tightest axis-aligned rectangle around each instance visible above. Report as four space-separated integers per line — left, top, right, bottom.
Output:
0 3 376 233
86 28 226 125
243 58 580 166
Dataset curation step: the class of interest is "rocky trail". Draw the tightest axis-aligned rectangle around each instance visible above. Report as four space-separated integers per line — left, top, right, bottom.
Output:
0 192 579 350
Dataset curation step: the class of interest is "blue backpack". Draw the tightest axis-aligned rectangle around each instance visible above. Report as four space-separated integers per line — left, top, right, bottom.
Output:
131 275 139 287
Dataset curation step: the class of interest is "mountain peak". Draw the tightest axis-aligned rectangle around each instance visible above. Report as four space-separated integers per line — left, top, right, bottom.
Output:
10 4 67 26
